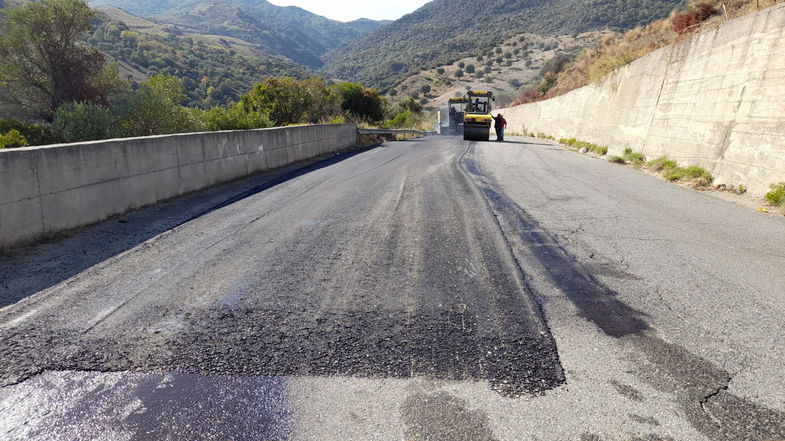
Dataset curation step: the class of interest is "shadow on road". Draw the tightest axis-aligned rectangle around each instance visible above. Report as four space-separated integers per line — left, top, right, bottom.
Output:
0 146 378 309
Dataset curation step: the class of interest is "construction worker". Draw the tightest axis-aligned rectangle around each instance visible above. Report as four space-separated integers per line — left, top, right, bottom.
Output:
493 113 507 142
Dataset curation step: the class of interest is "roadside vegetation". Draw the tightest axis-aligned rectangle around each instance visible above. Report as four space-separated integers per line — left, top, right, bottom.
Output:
512 0 784 105
550 135 716 189
0 0 427 148
559 137 608 155
765 183 785 206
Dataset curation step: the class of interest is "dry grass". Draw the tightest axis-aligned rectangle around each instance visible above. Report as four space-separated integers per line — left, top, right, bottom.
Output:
516 0 784 104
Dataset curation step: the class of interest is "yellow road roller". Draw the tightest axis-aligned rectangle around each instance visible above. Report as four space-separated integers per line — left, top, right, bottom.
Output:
463 91 495 141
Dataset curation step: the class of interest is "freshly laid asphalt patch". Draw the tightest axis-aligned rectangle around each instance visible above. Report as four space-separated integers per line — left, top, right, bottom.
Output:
0 137 563 416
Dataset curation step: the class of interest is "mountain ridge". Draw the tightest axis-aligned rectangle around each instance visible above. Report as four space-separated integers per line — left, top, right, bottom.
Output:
149 0 390 67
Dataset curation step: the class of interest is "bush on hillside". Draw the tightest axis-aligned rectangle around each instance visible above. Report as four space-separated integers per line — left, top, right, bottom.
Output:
52 102 118 143
672 4 717 34
333 82 386 123
202 103 273 131
0 118 54 146
385 111 416 129
242 77 339 126
114 74 204 137
0 129 28 148
396 97 423 114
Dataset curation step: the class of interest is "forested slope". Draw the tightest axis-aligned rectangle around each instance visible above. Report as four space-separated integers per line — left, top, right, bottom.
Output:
90 6 308 107
87 0 389 68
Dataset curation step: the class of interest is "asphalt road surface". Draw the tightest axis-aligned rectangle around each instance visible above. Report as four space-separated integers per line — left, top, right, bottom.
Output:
1 135 784 440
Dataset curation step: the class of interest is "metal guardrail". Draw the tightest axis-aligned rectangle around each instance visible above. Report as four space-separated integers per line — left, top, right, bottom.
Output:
357 128 436 137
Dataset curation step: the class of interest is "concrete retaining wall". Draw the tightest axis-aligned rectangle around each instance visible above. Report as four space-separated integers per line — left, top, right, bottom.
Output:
0 124 358 249
497 4 785 195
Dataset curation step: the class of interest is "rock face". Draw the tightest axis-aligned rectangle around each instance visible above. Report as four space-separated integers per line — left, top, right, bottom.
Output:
497 4 785 196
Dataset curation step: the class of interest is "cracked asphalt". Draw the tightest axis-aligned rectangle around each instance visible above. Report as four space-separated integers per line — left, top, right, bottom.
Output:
1 135 784 440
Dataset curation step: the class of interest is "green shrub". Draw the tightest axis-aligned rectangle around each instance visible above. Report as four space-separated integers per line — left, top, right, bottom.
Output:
660 163 713 185
765 183 785 206
609 156 626 163
333 82 385 123
115 74 204 137
386 111 415 129
202 103 272 131
52 102 118 142
0 118 54 146
0 129 28 148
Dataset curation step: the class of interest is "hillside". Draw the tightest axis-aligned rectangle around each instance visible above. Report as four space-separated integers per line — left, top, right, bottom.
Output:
91 6 309 107
388 30 614 112
512 0 785 105
322 0 686 88
151 0 389 68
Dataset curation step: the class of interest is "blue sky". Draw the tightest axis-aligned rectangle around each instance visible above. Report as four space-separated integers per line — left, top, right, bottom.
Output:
267 0 430 22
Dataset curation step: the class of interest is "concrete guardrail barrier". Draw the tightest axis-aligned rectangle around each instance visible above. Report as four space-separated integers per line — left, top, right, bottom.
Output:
0 124 358 250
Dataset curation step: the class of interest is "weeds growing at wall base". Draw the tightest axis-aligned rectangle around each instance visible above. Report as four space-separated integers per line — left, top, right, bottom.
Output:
765 183 785 206
645 156 713 187
559 137 608 155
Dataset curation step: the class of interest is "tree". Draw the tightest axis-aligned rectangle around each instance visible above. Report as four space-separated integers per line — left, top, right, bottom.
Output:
333 82 385 123
202 102 272 131
455 69 464 78
242 77 338 126
300 77 339 124
465 64 475 74
242 77 306 125
0 0 121 120
115 74 202 137
436 67 445 75
397 97 422 115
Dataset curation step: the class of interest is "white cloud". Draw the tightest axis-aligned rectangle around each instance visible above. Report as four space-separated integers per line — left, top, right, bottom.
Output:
267 0 430 22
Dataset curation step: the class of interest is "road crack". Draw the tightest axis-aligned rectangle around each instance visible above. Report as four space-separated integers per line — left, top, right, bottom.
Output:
699 373 733 428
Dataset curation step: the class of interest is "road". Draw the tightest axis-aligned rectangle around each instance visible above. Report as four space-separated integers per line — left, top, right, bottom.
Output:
1 135 784 440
